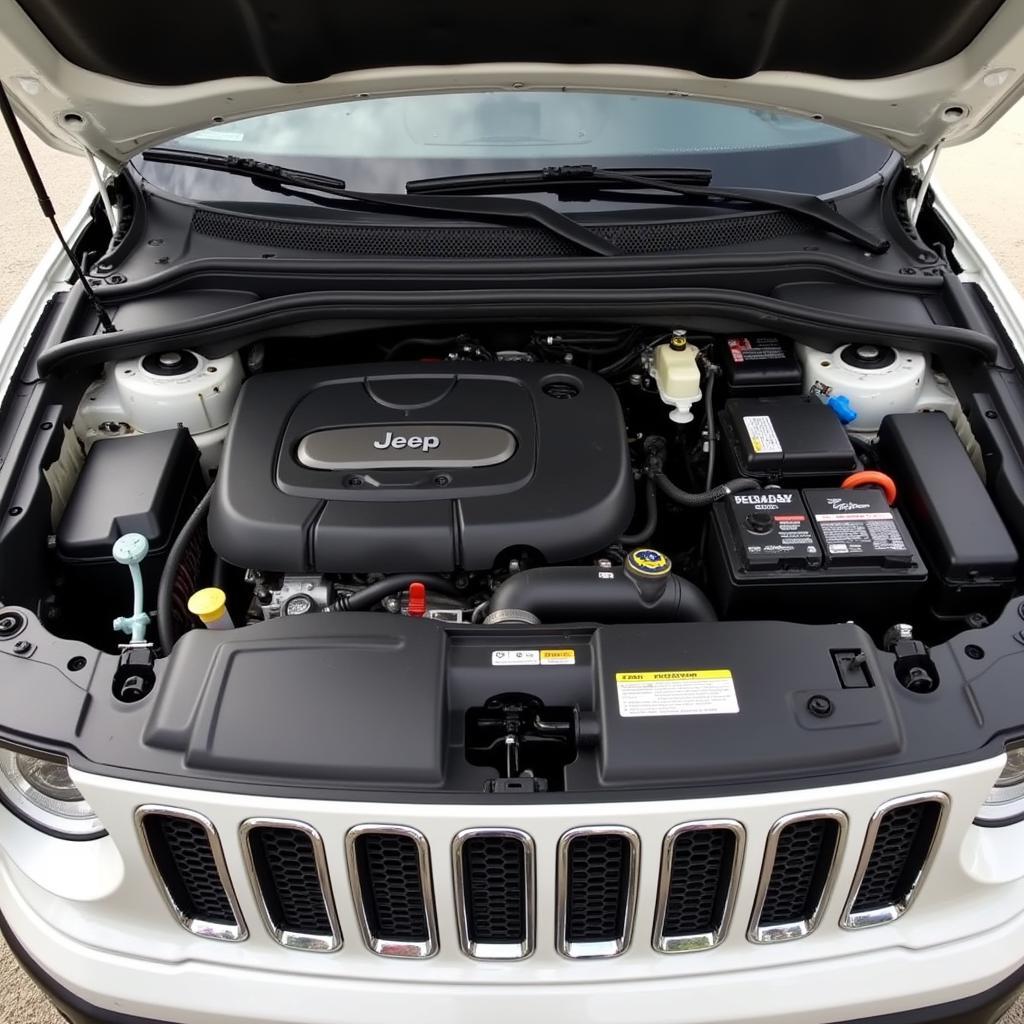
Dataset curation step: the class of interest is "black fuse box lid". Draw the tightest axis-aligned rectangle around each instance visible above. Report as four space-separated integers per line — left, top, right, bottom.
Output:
878 412 1018 586
57 428 201 564
720 396 858 481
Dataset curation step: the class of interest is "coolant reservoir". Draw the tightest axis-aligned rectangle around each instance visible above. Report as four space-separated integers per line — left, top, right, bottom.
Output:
74 350 242 469
652 333 702 423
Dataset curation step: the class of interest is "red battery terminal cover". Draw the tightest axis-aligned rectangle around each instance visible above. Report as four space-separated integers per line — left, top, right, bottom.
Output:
842 470 897 506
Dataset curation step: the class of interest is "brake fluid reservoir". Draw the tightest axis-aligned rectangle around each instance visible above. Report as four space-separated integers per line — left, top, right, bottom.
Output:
798 343 927 432
652 332 702 423
75 350 242 469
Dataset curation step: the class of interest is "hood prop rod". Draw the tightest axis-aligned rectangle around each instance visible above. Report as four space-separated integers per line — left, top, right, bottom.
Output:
0 86 115 333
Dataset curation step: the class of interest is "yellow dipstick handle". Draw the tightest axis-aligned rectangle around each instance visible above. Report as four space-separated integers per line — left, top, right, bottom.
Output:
187 587 234 629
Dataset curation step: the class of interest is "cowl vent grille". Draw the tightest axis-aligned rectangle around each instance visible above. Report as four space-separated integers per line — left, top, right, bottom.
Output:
190 208 805 258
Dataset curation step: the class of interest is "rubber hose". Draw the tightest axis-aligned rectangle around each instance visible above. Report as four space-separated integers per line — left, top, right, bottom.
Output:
330 573 462 611
488 566 717 624
157 484 214 655
653 470 758 508
620 477 658 545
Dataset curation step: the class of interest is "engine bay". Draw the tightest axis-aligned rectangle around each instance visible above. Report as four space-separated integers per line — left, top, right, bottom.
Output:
36 323 1018 651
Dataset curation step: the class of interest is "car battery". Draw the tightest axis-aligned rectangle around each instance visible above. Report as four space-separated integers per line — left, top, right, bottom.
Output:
708 486 927 624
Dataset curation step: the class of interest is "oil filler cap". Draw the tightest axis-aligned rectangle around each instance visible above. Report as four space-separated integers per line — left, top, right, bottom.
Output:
626 548 672 579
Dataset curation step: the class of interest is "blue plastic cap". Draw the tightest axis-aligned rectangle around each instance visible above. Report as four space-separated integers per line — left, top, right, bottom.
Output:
827 394 858 425
112 533 149 565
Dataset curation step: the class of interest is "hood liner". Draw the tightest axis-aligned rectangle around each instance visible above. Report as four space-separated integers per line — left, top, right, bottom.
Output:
13 0 1005 87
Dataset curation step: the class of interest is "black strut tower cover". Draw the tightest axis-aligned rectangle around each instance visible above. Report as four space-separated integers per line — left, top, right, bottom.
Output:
208 363 633 573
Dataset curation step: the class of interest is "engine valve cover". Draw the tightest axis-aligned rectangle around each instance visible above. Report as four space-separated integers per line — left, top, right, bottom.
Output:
209 363 633 573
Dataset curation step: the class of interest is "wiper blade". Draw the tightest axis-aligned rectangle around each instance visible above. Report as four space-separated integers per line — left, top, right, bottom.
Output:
140 149 620 256
407 164 889 255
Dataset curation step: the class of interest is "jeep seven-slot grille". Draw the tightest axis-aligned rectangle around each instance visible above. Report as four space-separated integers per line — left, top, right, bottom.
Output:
655 824 742 951
137 797 945 956
242 822 340 949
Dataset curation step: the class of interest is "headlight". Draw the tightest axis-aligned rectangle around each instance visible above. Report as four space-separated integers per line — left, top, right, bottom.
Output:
977 741 1024 825
0 747 104 839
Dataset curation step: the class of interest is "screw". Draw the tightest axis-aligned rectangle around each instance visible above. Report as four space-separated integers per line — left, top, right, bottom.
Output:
0 613 22 637
12 640 31 655
67 656 87 672
965 644 985 660
40 421 52 431
7 507 21 517
807 695 833 718
433 474 451 487
985 409 998 419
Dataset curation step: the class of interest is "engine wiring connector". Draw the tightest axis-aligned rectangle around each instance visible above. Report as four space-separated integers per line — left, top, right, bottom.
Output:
111 533 151 643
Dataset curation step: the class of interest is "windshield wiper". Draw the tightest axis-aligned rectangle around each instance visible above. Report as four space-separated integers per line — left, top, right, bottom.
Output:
407 164 889 255
140 149 621 256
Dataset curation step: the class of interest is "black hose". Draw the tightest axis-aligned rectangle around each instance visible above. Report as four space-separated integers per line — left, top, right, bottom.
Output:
488 565 717 624
157 484 214 655
703 365 718 490
328 573 461 611
653 469 758 507
620 477 658 545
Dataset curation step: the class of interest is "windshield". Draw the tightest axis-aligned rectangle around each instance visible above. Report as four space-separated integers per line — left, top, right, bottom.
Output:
139 92 891 206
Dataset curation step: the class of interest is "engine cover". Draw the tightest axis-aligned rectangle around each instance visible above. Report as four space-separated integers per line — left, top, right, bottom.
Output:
209 363 633 573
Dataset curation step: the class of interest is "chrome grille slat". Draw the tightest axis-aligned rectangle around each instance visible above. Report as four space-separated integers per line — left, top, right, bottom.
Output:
453 828 535 960
240 819 342 952
653 820 744 953
346 824 438 958
841 793 949 930
135 806 247 942
556 826 639 959
748 810 847 944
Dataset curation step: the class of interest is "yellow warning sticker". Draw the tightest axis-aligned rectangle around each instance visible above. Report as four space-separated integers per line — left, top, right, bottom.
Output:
615 670 738 717
541 649 576 665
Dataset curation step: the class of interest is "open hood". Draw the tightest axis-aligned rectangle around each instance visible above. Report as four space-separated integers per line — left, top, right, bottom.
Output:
2 0 1024 167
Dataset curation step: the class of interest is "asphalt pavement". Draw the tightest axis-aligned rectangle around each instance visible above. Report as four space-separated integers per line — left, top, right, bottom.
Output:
1 107 1023 1023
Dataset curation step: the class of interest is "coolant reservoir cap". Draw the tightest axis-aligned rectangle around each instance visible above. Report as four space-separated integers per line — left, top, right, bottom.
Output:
187 587 228 624
626 548 672 578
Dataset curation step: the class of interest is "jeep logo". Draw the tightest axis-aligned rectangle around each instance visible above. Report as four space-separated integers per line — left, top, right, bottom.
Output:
372 430 440 451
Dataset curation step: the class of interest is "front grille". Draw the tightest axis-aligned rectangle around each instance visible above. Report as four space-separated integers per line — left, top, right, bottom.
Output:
135 792 948 957
842 794 949 929
136 807 246 942
654 821 744 952
749 811 846 944
346 825 438 958
241 820 341 951
453 828 535 959
557 827 639 959
191 208 805 259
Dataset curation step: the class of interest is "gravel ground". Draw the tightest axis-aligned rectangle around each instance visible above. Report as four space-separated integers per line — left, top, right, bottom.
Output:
1 108 1024 1023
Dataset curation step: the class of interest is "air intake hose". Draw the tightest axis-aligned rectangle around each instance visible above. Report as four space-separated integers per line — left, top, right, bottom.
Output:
486 549 716 625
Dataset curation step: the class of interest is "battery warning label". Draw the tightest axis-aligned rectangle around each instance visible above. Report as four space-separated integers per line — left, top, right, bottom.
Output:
615 670 739 717
742 415 782 454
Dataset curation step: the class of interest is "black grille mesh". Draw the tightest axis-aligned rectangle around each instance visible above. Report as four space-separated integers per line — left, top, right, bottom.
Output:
758 818 840 927
355 833 429 941
247 827 332 936
660 828 736 938
565 833 632 943
144 815 235 925
191 208 804 258
461 835 527 943
851 802 941 914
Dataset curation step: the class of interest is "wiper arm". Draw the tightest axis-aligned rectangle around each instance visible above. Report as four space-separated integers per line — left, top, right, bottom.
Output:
407 164 889 255
140 149 621 256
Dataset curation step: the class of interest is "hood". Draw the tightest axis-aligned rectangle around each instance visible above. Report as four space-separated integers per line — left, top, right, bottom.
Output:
2 0 1024 167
